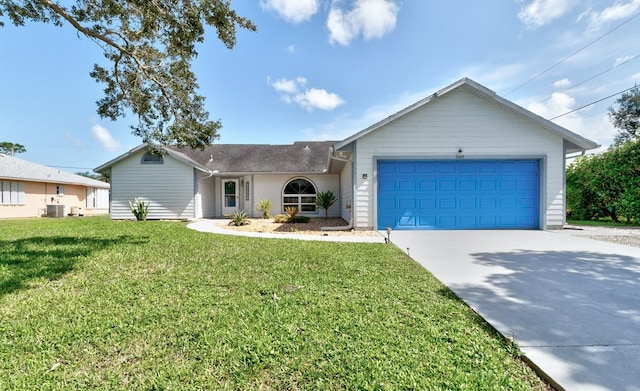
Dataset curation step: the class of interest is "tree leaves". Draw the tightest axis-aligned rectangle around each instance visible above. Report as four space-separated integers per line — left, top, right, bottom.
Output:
609 85 640 146
1 0 257 149
567 140 640 223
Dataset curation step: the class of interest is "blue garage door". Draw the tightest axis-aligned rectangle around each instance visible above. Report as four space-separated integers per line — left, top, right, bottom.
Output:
378 160 539 230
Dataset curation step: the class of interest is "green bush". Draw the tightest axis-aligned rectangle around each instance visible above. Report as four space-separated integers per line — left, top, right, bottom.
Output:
256 199 272 219
567 140 640 223
315 190 337 217
289 215 310 223
273 214 289 223
229 210 250 226
129 198 150 221
273 212 309 224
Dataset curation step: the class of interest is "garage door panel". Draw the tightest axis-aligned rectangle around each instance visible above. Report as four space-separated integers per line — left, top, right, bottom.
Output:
439 198 456 208
439 180 456 191
379 181 396 191
398 180 416 191
419 180 436 191
459 180 476 191
420 198 436 208
378 159 539 230
459 198 476 208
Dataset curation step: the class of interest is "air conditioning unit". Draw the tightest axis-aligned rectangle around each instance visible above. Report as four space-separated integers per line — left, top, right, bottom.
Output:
46 204 65 217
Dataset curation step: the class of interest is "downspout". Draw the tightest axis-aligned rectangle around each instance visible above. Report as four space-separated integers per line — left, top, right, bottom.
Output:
322 146 354 231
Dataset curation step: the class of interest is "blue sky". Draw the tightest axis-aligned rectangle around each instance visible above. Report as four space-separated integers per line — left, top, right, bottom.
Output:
1 0 639 172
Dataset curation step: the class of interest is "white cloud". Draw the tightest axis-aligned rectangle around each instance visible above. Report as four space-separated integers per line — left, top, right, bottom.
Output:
301 88 432 140
587 0 640 29
614 55 635 67
294 88 345 111
268 76 306 94
518 0 576 28
526 92 614 149
91 124 120 152
528 92 576 119
328 0 399 46
553 78 571 88
260 0 319 23
287 45 296 54
268 77 344 111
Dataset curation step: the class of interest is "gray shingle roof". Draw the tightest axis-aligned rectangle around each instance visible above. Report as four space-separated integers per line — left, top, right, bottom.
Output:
0 154 109 188
166 141 335 174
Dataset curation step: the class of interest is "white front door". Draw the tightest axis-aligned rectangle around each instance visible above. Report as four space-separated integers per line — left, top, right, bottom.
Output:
222 179 238 215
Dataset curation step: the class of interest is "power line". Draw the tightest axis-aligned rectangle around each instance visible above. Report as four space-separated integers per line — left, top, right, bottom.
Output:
539 53 640 104
548 85 636 120
506 11 640 96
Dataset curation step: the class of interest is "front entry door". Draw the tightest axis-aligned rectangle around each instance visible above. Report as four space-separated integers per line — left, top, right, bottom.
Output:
222 179 238 215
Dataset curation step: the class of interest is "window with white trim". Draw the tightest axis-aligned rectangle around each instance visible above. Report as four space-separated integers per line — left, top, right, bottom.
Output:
86 187 109 209
0 181 25 205
56 185 65 196
283 178 317 213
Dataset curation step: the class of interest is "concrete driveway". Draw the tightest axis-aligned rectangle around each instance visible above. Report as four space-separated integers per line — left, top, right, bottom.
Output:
389 230 640 391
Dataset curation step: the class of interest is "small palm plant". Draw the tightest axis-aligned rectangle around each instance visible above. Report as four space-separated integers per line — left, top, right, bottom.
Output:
229 209 250 226
256 199 272 219
315 190 337 217
129 198 150 221
284 206 298 218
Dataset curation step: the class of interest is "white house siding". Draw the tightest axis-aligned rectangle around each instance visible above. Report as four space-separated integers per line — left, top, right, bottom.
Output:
196 173 216 218
252 174 340 218
352 89 565 230
339 161 353 222
110 150 196 220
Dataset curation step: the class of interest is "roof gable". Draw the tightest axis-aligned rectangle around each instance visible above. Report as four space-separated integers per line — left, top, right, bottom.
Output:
0 154 109 188
334 78 598 153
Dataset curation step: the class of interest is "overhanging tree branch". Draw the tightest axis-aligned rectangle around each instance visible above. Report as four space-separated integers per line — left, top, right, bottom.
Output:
2 0 257 149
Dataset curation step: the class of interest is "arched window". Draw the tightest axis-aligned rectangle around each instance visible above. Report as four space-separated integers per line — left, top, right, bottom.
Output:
283 178 317 213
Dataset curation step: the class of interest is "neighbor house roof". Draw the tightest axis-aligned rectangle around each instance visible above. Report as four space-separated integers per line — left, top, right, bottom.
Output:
0 154 109 188
333 78 600 154
95 141 336 175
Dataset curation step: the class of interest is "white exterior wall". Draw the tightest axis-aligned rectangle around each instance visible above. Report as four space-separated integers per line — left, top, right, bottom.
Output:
339 161 353 222
110 150 196 220
252 174 340 217
197 173 216 218
352 89 564 230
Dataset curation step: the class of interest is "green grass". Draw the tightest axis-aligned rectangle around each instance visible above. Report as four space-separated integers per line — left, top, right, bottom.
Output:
0 217 548 390
568 218 640 227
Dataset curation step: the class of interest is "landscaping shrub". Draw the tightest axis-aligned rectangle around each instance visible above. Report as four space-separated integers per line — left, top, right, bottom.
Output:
128 198 149 221
229 210 250 226
315 190 337 217
256 199 272 219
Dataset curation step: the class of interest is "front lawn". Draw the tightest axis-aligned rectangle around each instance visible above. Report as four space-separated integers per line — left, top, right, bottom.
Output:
0 217 548 390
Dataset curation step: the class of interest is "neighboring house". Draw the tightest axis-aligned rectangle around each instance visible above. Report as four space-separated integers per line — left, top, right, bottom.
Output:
95 78 598 230
0 154 109 219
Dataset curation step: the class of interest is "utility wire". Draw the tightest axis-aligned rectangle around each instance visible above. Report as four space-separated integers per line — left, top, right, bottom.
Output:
548 85 636 120
505 11 640 96
539 53 640 104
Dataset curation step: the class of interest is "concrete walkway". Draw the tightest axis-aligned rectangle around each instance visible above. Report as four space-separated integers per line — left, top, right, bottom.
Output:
389 230 640 391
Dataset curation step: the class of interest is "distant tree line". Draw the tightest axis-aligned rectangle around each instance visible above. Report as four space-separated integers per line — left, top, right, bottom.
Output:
566 86 640 223
0 142 26 156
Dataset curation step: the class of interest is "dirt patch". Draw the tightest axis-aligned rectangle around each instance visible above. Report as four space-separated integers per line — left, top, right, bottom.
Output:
219 217 381 237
